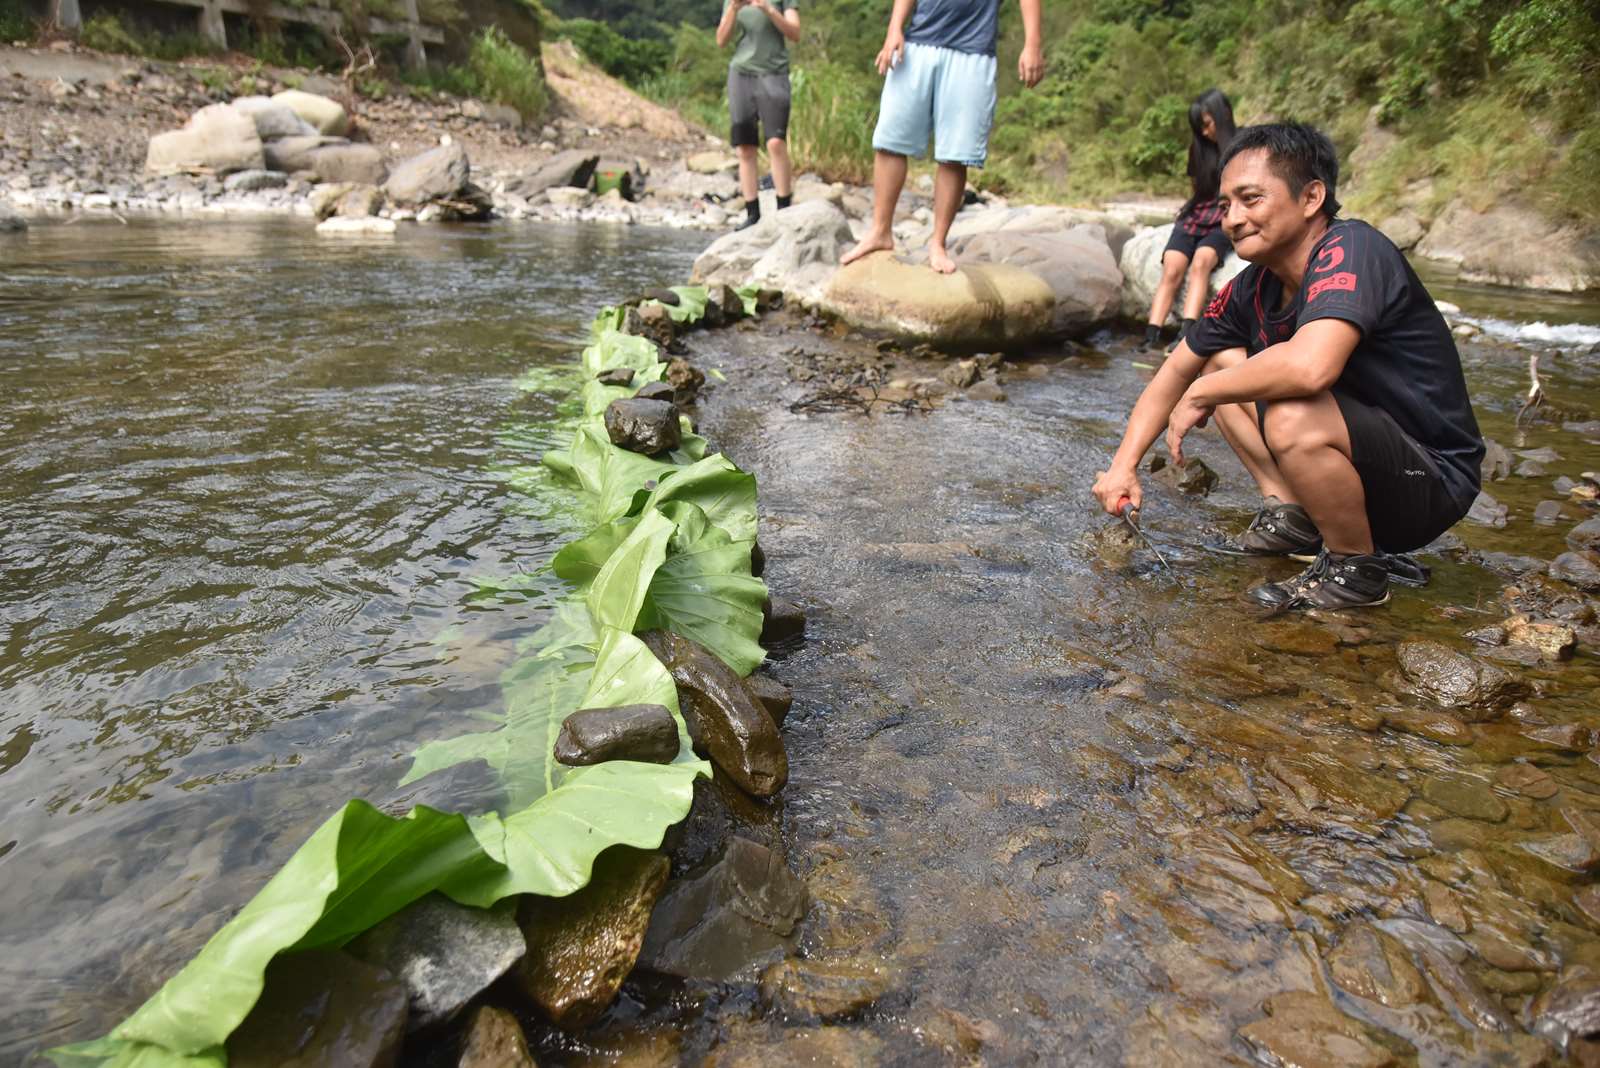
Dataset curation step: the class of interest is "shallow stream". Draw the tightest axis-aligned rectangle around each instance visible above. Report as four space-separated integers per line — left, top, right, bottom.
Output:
5 217 1600 1066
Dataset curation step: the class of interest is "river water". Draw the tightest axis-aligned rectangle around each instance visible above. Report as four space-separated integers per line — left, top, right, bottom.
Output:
4 217 1600 1066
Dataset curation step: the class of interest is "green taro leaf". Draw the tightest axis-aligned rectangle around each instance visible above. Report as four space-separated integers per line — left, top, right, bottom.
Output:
587 507 675 633
581 329 662 379
639 454 758 542
640 501 768 675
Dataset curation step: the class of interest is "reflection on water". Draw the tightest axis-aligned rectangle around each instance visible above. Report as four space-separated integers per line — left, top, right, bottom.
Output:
0 218 703 1058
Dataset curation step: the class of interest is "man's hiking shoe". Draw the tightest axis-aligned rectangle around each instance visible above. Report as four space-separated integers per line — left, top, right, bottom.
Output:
1212 497 1323 557
1246 549 1391 611
1381 552 1430 588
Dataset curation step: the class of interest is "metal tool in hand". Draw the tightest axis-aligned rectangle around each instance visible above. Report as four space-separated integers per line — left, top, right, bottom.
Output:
1115 496 1172 572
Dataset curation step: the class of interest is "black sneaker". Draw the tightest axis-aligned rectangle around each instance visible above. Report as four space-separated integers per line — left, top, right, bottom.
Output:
1246 549 1391 611
1212 497 1323 557
1380 552 1430 588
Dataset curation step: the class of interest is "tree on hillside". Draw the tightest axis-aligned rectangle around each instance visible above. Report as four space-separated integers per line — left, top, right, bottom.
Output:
546 0 721 39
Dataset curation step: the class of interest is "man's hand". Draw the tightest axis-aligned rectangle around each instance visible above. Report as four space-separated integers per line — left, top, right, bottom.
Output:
1165 389 1214 467
875 28 905 74
1017 42 1044 87
1093 466 1142 517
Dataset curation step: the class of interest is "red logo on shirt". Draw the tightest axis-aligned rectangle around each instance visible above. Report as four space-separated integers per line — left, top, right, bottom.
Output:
1204 279 1235 319
1307 271 1358 300
1313 244 1345 272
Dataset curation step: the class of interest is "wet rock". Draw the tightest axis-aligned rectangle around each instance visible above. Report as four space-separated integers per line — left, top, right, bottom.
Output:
941 358 981 389
1423 881 1472 934
272 89 348 135
457 1005 534 1068
966 375 1008 403
516 847 670 1030
1497 762 1560 799
1521 723 1591 751
707 283 746 321
335 184 384 220
1518 460 1549 478
1422 776 1509 822
634 380 675 404
228 950 407 1068
1504 614 1578 661
622 304 674 350
1467 491 1509 527
553 703 679 766
1519 833 1600 876
1575 887 1600 927
1414 944 1518 1031
1552 552 1600 593
1466 926 1558 972
604 398 681 456
1531 969 1600 1048
1383 705 1474 745
1536 501 1566 526
1483 439 1513 481
1395 640 1525 718
761 595 806 646
1328 923 1429 1007
760 956 895 1020
1570 518 1600 554
1237 991 1394 1068
638 630 787 797
1153 456 1218 495
596 367 635 386
1470 551 1548 579
0 203 25 233
664 357 705 400
345 893 525 1032
638 836 807 982
1522 447 1563 464
704 1026 882 1068
508 149 598 197
744 673 792 726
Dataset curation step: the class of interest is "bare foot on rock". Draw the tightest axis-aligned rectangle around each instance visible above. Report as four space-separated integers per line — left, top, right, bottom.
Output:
840 232 894 266
928 244 957 274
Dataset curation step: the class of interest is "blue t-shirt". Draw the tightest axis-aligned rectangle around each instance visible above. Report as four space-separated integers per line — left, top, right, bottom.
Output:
904 0 1001 56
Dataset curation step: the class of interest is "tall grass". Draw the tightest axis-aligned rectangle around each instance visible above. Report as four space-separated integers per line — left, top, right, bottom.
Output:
788 63 876 184
468 25 549 121
0 0 33 42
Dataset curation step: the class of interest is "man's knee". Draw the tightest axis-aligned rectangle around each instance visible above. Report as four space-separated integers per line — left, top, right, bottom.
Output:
766 137 787 153
1261 397 1335 454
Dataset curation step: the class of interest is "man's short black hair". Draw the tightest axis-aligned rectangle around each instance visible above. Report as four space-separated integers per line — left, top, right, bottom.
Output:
1220 122 1342 219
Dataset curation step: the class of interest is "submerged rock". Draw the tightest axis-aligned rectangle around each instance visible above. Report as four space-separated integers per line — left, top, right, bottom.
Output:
457 1005 535 1068
1569 517 1600 554
760 956 895 1020
604 398 681 456
228 950 408 1068
1394 640 1525 718
638 630 787 797
1152 456 1218 495
1466 491 1509 527
0 202 26 232
1551 551 1600 593
517 847 670 1030
1236 991 1393 1068
1531 970 1600 1049
761 595 806 646
638 836 807 981
553 703 679 766
1328 924 1429 1007
345 894 525 1032
1503 614 1578 661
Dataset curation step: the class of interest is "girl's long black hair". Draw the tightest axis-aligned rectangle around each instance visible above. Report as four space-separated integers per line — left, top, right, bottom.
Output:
1181 88 1237 215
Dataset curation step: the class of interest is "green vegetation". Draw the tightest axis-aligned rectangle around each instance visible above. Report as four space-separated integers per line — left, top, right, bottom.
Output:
49 287 764 1068
464 25 548 119
0 0 34 40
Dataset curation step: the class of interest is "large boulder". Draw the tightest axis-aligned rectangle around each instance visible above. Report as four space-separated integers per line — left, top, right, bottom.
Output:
230 96 318 140
692 199 854 307
938 225 1122 337
271 89 349 136
822 251 1055 348
146 103 265 175
309 143 387 186
263 134 341 173
1417 199 1600 293
384 143 472 207
1119 223 1248 321
509 149 599 197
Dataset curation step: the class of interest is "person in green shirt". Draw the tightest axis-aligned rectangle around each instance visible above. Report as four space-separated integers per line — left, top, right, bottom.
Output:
717 0 802 230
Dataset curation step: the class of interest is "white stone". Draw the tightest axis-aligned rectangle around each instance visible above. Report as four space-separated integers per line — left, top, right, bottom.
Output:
1119 223 1247 322
316 216 397 235
692 198 855 307
270 90 349 136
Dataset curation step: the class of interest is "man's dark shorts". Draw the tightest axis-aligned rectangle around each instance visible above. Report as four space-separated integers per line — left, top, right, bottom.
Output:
729 70 791 147
1260 390 1472 553
1163 223 1232 262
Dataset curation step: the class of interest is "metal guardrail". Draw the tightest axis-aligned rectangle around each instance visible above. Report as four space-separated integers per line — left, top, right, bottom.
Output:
49 0 445 68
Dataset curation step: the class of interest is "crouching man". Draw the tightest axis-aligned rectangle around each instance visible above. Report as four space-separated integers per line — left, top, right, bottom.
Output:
1092 122 1484 611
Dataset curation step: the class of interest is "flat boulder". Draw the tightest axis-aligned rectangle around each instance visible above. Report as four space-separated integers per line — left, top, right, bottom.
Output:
1417 198 1600 293
517 847 670 1030
639 630 787 797
692 199 854 308
638 836 807 982
146 103 265 175
822 251 1054 348
384 143 470 207
1119 223 1247 321
230 95 318 140
554 703 680 766
604 398 681 455
938 226 1122 337
309 143 388 186
228 950 407 1068
510 149 599 197
272 89 349 136
345 893 526 1031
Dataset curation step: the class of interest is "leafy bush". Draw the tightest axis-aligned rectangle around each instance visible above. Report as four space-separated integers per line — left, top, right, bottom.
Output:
79 9 143 54
559 17 670 83
788 63 876 184
469 24 549 120
0 0 34 41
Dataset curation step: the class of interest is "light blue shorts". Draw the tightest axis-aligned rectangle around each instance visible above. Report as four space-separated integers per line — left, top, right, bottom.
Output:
872 42 998 168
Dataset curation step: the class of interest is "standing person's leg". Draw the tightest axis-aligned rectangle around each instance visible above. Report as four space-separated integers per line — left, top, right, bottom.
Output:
1146 249 1190 347
759 73 795 206
925 47 997 273
728 69 764 229
842 44 933 265
1179 246 1221 322
927 162 966 274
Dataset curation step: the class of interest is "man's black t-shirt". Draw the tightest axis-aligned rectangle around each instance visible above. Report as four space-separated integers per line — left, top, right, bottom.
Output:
1186 218 1484 508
